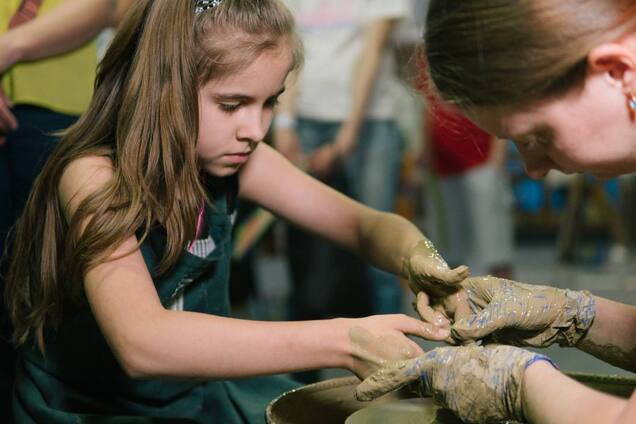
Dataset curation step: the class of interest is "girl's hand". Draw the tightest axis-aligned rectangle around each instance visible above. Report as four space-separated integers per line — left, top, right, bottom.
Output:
402 239 469 298
449 276 596 347
356 344 555 424
347 314 450 379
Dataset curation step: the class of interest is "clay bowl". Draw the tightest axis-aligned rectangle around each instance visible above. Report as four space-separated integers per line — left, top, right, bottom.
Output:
266 373 636 424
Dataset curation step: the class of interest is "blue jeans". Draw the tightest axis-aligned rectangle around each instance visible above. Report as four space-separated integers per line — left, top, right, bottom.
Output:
294 118 404 315
0 105 78 423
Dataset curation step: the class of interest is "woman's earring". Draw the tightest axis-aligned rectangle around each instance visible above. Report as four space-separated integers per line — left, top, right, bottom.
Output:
628 89 636 111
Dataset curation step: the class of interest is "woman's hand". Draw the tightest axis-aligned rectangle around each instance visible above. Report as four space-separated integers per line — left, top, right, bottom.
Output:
356 344 555 424
346 314 450 379
416 275 596 347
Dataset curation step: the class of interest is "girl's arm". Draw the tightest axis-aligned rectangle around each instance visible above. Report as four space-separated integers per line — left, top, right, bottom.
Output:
59 156 445 379
523 361 631 424
240 144 428 277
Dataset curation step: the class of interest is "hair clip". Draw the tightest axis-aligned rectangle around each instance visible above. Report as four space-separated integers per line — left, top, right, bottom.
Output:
195 0 222 14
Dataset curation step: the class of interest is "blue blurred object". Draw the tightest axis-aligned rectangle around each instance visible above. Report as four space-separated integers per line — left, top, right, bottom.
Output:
513 179 544 213
551 187 567 211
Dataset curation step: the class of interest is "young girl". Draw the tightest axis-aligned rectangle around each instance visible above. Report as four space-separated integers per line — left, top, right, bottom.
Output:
357 1 636 423
6 0 468 422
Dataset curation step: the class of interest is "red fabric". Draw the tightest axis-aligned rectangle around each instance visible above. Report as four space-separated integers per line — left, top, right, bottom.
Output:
427 100 493 176
9 0 43 29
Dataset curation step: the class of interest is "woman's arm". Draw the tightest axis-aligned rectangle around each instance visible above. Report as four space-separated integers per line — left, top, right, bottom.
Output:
0 0 134 73
59 156 443 380
523 361 630 424
577 297 636 372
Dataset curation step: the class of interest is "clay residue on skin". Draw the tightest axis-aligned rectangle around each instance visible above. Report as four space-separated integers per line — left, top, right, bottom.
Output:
402 239 469 297
578 339 636 372
451 276 595 348
350 326 420 379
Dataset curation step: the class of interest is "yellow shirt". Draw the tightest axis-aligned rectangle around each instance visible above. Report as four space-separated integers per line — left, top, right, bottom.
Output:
1 0 98 115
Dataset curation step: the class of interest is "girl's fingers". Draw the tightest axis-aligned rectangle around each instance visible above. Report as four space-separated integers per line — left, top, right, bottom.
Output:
399 314 450 341
415 291 450 328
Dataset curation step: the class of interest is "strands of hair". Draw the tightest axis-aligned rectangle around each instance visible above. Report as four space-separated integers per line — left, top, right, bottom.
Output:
5 0 302 352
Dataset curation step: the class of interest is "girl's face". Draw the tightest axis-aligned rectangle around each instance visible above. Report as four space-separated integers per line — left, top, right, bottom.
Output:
196 45 293 176
469 71 636 180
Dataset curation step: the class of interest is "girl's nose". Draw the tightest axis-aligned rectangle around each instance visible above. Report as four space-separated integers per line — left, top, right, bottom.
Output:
237 110 269 144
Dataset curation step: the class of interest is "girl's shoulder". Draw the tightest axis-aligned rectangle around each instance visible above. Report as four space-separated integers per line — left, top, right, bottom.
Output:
59 155 114 219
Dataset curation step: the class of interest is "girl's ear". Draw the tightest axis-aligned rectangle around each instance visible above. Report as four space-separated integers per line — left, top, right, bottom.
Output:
588 42 636 88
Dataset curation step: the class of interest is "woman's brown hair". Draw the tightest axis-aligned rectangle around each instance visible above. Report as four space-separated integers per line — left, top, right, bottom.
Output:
425 0 636 109
6 0 303 351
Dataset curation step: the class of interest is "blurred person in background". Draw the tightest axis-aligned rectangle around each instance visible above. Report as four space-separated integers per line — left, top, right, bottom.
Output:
422 94 515 278
275 1 412 339
0 0 132 420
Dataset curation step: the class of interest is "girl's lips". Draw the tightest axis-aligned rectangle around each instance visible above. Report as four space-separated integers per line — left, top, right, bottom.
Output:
225 153 251 164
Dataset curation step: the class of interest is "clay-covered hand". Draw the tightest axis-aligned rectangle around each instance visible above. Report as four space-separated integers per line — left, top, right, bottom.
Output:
356 344 555 424
450 276 596 347
402 238 469 298
349 314 450 379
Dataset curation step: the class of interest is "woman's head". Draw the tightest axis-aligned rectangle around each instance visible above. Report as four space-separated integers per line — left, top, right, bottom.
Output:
424 0 636 178
6 0 302 349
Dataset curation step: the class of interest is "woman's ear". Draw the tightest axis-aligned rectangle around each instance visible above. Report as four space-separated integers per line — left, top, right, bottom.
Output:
588 42 636 88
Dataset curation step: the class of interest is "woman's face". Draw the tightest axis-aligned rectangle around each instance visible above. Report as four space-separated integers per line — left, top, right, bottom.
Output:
469 71 636 180
196 45 293 176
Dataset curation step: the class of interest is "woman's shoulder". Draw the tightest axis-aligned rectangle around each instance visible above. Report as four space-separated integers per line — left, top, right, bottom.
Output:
59 155 114 219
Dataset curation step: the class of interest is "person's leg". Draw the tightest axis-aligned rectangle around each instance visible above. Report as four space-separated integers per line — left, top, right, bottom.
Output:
286 118 341 320
436 173 470 269
345 120 404 314
466 164 515 277
0 143 13 424
8 106 78 217
2 105 78 422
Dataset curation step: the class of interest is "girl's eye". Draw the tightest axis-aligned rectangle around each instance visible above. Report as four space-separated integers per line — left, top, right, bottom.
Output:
220 103 240 113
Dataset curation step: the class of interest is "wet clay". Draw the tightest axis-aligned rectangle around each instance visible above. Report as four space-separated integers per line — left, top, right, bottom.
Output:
350 326 419 379
402 239 469 298
357 344 553 424
451 276 596 348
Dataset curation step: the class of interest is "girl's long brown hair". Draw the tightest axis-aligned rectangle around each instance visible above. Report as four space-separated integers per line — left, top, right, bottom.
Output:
6 0 302 351
425 0 636 109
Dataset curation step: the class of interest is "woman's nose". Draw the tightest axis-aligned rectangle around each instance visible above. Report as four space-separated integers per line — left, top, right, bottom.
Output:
522 154 553 179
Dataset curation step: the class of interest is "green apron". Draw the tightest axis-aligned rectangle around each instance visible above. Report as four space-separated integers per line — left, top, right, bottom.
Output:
13 176 299 423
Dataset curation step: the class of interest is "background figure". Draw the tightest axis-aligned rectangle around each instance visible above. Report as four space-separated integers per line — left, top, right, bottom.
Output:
0 0 131 420
422 97 515 277
277 0 410 318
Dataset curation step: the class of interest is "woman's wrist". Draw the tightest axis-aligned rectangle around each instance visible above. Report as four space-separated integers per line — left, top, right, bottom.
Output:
522 359 559 422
